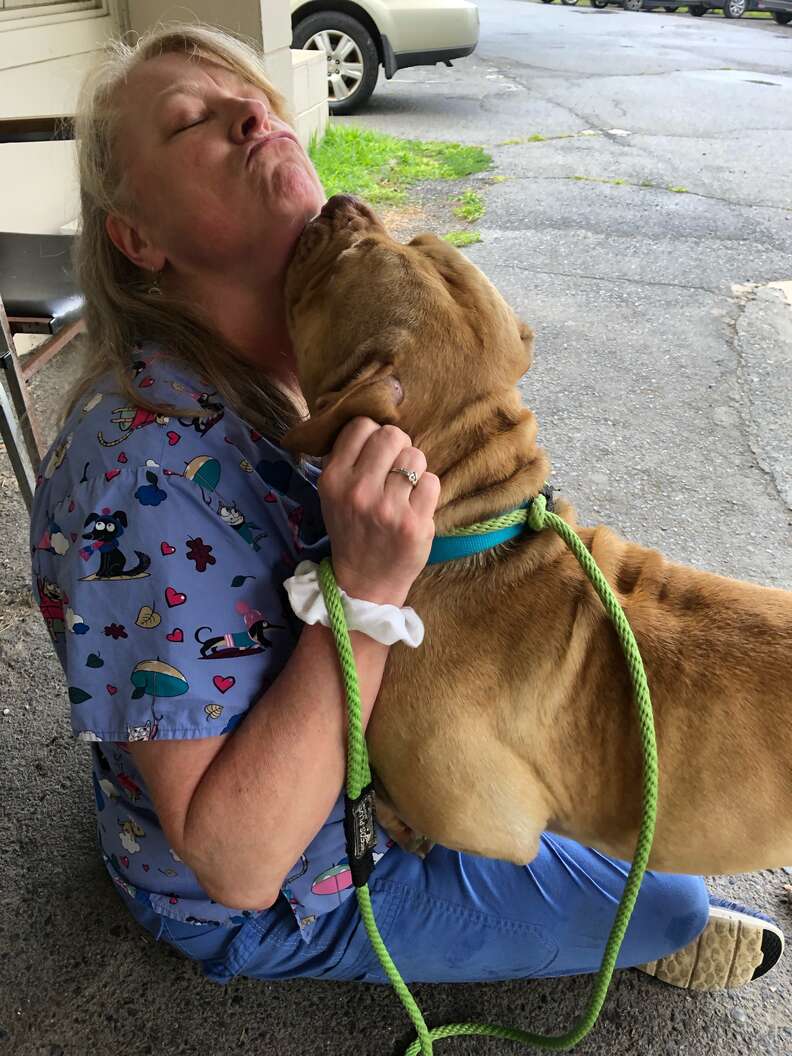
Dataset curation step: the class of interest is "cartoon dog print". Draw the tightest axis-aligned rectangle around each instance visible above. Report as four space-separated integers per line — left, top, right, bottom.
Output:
195 603 284 660
81 510 151 580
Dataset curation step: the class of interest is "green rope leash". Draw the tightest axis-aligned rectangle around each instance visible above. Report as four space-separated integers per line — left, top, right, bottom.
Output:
317 491 659 1054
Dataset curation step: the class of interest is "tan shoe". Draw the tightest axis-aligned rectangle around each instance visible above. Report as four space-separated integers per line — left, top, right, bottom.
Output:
639 898 784 991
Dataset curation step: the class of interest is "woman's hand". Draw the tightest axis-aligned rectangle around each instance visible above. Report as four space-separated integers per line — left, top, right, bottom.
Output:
318 418 441 606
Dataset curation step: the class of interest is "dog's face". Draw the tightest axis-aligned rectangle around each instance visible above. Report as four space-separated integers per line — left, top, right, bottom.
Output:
283 195 534 458
82 510 127 543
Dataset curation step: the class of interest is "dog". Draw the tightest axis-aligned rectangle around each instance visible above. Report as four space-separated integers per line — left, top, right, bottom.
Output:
282 194 792 877
82 511 151 579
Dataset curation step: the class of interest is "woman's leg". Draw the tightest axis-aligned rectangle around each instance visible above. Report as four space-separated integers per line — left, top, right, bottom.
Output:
239 833 710 984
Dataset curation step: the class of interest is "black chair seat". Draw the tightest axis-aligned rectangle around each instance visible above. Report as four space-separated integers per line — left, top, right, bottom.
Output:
0 231 84 335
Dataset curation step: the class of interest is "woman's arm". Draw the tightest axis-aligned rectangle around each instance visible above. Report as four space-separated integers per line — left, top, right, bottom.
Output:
128 419 440 909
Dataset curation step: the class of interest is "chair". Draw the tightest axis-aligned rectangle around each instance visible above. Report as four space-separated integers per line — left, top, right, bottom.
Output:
0 115 85 511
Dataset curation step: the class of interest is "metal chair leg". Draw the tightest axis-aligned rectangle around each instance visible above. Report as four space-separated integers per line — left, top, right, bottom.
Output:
1 293 43 466
0 378 36 511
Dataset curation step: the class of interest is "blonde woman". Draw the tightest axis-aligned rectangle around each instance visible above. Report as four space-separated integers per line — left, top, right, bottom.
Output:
30 24 783 991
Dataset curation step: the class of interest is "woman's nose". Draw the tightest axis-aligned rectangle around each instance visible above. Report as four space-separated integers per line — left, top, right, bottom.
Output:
231 98 271 143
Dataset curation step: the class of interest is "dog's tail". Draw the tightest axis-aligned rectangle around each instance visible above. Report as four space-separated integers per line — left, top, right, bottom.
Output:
124 551 151 577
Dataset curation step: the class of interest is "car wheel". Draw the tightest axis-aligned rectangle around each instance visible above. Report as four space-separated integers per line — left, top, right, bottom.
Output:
722 0 746 15
591 0 609 7
561 0 580 5
688 3 707 13
292 12 380 115
772 10 792 21
623 0 644 10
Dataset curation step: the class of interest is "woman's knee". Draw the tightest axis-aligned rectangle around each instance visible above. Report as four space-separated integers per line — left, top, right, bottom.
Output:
629 872 709 964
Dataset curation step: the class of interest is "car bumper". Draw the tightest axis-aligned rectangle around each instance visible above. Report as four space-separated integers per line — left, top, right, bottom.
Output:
382 38 477 78
377 0 479 65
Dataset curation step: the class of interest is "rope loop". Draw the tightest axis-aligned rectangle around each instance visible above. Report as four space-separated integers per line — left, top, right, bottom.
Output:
527 492 547 533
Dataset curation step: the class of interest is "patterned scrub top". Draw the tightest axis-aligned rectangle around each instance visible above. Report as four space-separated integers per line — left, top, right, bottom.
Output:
29 345 390 940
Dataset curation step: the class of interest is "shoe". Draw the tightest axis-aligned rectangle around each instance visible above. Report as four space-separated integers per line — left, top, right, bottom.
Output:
638 897 784 991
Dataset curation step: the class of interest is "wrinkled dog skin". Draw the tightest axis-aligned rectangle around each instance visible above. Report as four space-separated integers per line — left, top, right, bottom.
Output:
284 194 792 876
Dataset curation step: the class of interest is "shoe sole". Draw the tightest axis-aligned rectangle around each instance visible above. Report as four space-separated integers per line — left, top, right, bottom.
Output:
639 907 784 991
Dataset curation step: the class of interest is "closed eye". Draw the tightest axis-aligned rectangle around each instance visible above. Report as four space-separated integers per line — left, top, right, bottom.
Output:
172 116 208 136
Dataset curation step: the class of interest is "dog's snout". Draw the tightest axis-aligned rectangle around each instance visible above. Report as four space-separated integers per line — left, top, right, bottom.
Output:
320 194 360 220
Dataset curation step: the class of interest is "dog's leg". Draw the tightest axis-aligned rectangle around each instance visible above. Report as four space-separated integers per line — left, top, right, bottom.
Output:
373 777 434 859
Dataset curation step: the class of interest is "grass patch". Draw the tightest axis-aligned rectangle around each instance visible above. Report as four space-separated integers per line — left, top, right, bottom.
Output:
443 230 482 247
310 124 491 205
669 186 689 194
453 190 485 223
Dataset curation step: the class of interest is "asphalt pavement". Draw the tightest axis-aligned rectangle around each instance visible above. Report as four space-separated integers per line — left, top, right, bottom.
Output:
1 3 791 1054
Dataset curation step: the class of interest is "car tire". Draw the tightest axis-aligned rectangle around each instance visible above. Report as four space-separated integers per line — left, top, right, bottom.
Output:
688 3 707 13
722 0 746 15
623 0 644 10
772 10 792 21
561 0 580 5
591 0 609 7
541 1 554 4
292 12 380 116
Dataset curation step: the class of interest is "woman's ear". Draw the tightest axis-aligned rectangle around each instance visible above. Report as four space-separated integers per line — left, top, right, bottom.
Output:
105 213 166 272
283 364 403 457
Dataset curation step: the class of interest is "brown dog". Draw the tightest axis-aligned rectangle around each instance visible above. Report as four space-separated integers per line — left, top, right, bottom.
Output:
283 194 792 876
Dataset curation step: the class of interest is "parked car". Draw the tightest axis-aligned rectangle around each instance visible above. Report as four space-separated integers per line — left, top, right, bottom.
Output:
688 0 792 16
291 0 479 114
687 0 748 16
621 0 681 9
589 0 681 11
757 0 792 22
702 0 792 15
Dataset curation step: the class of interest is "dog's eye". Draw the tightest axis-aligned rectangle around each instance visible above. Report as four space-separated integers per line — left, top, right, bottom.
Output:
106 523 116 533
94 521 106 531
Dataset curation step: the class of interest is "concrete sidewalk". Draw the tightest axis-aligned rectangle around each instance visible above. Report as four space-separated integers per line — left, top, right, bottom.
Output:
2 3 791 1054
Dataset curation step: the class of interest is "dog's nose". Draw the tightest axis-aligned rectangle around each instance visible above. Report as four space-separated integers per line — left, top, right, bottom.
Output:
319 194 359 220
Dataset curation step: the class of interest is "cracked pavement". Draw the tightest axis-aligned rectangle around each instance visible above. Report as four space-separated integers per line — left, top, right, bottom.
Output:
1 3 791 1054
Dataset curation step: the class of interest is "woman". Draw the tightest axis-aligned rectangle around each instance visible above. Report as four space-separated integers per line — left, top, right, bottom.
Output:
30 23 783 991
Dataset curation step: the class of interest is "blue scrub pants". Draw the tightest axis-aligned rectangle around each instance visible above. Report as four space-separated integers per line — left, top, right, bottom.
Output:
122 833 709 985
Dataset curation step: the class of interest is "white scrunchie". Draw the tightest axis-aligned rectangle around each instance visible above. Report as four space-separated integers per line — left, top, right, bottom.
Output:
284 561 424 648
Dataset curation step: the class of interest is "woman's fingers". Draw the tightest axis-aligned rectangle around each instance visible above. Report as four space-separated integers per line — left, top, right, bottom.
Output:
383 446 427 497
410 471 441 519
352 424 413 480
324 417 384 470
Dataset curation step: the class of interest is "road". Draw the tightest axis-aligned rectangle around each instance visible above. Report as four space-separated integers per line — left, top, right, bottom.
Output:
1 4 791 1055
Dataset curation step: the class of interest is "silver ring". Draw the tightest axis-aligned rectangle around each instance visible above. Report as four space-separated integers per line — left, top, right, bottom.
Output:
388 467 420 487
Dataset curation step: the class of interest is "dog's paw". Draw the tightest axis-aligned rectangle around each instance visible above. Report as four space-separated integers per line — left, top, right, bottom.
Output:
374 792 434 859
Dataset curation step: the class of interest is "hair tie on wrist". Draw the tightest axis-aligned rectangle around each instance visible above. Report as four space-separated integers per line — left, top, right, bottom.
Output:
284 561 424 648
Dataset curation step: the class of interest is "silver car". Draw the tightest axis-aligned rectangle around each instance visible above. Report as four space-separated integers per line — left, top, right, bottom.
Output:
291 0 480 114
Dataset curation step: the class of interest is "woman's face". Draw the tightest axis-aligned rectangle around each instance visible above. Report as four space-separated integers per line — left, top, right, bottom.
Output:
109 51 325 286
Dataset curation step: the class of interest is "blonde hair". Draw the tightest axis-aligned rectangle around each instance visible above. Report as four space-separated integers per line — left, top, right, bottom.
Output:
69 22 301 439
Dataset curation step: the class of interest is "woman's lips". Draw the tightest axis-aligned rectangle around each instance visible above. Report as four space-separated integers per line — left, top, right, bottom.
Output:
246 131 298 165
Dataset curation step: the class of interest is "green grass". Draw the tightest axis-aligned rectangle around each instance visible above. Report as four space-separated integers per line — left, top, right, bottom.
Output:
443 230 482 247
453 190 485 223
669 186 689 194
310 124 492 205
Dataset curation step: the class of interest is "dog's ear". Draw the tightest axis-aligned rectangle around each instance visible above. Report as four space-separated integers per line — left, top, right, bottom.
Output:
114 510 128 528
517 318 534 373
283 361 403 457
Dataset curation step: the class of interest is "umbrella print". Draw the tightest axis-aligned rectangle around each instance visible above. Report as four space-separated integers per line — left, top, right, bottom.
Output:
311 861 353 897
183 456 224 504
130 659 189 701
